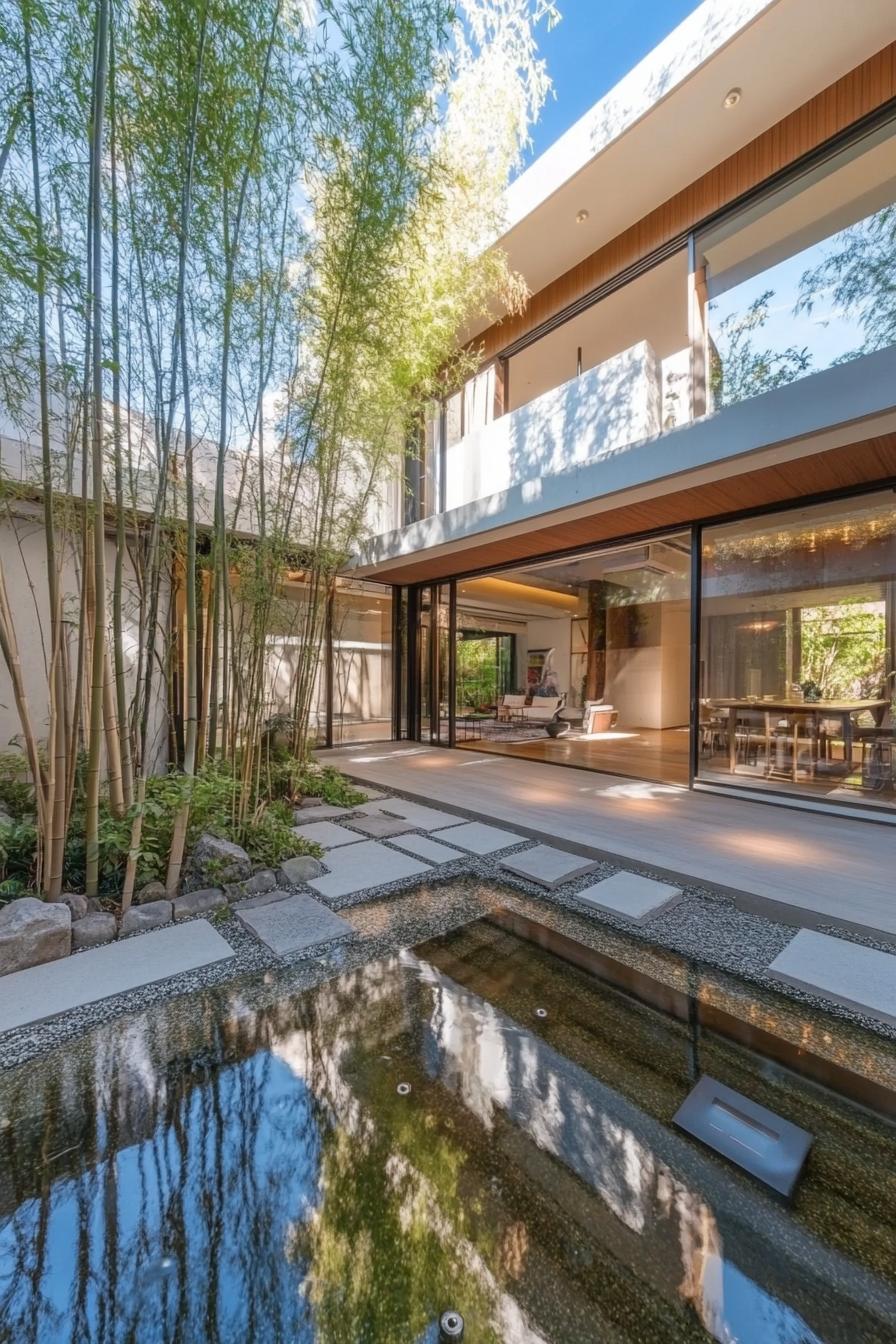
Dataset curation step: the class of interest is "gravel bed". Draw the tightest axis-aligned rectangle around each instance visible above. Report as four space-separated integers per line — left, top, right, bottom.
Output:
2 780 895 1072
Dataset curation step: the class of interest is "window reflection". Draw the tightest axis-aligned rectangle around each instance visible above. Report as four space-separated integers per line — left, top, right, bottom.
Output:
699 121 896 408
698 490 896 809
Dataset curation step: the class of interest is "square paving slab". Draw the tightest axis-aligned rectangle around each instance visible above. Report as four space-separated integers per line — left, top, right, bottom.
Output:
768 929 896 1027
500 844 598 889
0 921 233 1035
575 871 682 924
430 822 525 855
235 892 352 956
308 840 431 901
345 814 417 839
387 834 465 865
291 820 364 849
360 798 461 831
292 802 352 822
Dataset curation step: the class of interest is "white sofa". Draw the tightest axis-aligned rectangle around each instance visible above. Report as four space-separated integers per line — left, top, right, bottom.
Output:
499 694 563 724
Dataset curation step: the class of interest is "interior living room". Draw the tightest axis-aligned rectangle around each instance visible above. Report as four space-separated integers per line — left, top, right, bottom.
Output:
450 532 692 785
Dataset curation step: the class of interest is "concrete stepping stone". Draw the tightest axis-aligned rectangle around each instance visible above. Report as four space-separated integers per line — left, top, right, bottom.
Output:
291 820 364 849
0 921 233 1035
346 814 417 839
388 834 465 865
234 888 293 912
292 802 351 823
575 871 682 924
430 822 525 855
500 844 598 889
308 840 431 901
360 798 461 831
235 892 352 956
768 929 896 1027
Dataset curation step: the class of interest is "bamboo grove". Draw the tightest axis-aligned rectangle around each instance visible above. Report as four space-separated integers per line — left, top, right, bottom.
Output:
0 0 558 903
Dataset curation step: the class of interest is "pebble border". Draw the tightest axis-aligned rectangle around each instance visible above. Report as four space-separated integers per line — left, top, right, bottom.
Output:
1 782 895 1072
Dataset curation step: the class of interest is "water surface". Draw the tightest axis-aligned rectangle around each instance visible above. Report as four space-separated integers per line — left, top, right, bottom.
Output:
0 907 894 1343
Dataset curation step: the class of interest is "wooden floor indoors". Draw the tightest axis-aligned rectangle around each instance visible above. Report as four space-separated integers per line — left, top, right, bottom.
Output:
318 739 896 939
456 725 690 785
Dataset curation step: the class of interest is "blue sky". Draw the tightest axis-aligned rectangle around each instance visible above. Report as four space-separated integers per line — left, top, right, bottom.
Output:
523 0 700 166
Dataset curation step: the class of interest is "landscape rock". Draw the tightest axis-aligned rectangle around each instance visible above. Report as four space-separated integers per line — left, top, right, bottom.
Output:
119 900 172 936
0 806 13 828
297 796 323 809
50 892 88 921
188 834 252 887
172 887 226 921
279 855 326 886
85 897 103 914
136 881 168 906
0 897 71 976
243 869 278 895
72 912 117 950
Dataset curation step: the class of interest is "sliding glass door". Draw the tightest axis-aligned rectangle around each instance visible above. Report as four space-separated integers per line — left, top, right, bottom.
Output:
697 489 896 812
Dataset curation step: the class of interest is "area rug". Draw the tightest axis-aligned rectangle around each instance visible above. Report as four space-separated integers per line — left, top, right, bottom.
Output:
475 722 548 743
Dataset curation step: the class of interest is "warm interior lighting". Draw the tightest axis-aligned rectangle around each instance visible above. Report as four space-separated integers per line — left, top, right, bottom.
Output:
460 576 580 612
722 87 742 109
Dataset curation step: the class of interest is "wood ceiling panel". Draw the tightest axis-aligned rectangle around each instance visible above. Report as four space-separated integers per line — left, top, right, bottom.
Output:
374 433 896 584
475 44 896 362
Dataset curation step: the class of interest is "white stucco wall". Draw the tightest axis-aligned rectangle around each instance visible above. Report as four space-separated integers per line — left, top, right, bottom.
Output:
444 341 662 513
0 507 170 774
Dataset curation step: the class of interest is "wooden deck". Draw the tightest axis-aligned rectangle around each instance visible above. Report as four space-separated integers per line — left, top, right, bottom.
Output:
317 740 896 939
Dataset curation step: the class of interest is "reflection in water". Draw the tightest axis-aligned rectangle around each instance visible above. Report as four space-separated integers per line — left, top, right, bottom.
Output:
0 917 893 1343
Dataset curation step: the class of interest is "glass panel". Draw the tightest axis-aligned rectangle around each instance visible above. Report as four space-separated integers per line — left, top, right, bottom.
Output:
260 578 327 747
507 250 690 428
698 490 896 811
699 121 896 409
418 585 433 740
452 534 691 783
331 579 393 744
397 587 408 738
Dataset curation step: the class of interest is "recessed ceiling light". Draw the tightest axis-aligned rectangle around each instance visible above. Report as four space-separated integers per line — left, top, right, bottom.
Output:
722 87 742 109
576 208 589 224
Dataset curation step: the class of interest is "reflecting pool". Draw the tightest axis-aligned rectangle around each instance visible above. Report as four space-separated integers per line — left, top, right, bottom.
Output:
0 906 894 1343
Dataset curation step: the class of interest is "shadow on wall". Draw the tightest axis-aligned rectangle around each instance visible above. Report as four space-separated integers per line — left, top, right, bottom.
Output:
443 340 661 513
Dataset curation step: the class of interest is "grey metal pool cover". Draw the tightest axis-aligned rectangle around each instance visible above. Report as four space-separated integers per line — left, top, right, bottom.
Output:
673 1074 813 1197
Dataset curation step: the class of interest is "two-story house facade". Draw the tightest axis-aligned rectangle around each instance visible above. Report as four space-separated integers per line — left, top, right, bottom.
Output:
343 0 896 823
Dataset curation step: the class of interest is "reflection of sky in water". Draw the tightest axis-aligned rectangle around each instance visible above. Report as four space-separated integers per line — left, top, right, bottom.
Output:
410 951 838 1344
0 930 890 1344
709 214 883 378
713 1258 824 1344
0 1054 320 1344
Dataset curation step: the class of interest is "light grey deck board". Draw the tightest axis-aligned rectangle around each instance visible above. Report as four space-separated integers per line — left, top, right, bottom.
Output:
317 742 896 937
0 921 233 1034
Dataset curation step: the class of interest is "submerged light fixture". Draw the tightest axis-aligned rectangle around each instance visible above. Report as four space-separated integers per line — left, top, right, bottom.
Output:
439 1310 465 1341
673 1075 812 1197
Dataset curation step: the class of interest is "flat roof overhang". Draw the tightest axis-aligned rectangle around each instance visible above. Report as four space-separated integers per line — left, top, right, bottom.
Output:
353 347 896 584
467 0 896 340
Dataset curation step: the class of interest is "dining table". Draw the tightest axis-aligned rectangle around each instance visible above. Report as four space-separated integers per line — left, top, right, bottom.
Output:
709 698 890 779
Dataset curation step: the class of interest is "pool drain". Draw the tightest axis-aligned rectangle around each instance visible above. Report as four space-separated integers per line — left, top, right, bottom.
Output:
396 1082 411 1096
439 1309 464 1340
535 1007 548 1019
